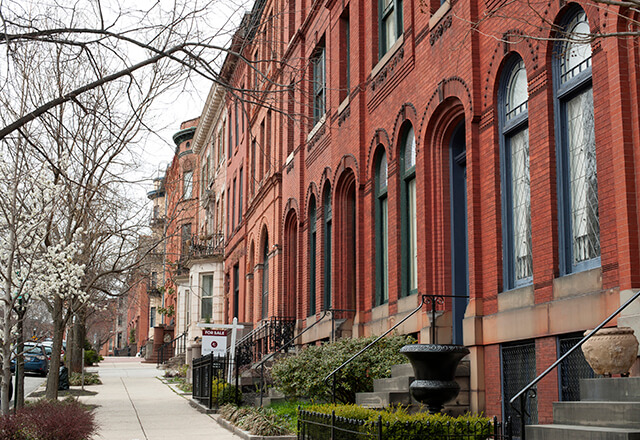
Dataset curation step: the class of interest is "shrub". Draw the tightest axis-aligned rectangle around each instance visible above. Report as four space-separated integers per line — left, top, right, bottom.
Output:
272 334 415 403
211 378 242 406
84 350 102 366
299 404 493 440
0 397 96 440
219 404 292 436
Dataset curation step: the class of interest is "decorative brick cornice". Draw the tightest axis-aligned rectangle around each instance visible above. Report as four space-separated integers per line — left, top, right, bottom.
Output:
370 48 405 94
429 15 452 46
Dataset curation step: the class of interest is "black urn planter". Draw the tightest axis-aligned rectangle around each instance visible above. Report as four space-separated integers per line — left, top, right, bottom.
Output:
400 344 469 414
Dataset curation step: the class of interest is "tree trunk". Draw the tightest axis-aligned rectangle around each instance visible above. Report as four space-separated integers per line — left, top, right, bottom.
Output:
45 296 65 400
2 296 14 415
70 313 84 373
15 308 25 410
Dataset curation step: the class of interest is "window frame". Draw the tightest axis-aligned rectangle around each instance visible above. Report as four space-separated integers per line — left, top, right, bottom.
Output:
378 0 403 59
400 126 417 297
499 55 533 290
553 7 600 275
375 147 389 306
183 170 193 199
201 274 214 321
312 43 326 126
309 196 317 316
323 187 332 311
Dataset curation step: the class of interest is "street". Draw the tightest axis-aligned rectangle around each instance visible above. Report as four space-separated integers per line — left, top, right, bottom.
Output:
9 374 46 405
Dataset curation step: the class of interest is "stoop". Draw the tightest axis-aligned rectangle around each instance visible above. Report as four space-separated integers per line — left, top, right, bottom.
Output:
526 378 640 440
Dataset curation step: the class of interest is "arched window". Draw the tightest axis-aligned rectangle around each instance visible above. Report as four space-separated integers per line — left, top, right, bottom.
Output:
500 56 532 289
309 196 317 316
554 8 599 274
323 186 332 310
375 148 389 306
262 234 269 319
400 126 417 296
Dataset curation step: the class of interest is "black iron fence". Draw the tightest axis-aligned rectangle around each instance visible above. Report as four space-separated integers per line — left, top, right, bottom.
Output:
235 316 296 367
157 331 187 365
298 410 512 440
192 353 241 410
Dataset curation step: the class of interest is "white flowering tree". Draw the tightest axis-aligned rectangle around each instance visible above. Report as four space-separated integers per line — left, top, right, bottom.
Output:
0 13 178 402
0 144 59 414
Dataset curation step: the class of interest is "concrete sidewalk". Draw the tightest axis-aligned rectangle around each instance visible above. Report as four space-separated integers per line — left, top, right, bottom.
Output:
81 356 240 440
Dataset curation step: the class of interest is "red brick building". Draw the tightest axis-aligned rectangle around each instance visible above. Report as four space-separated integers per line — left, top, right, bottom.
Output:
164 118 201 336
198 0 640 424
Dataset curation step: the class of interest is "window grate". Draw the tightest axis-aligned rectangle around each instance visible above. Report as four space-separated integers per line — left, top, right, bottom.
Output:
502 341 537 438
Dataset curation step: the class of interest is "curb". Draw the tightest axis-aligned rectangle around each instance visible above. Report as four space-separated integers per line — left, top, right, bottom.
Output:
188 398 217 414
212 414 296 440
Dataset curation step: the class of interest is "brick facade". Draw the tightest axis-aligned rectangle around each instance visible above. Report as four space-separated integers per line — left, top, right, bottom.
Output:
191 0 640 420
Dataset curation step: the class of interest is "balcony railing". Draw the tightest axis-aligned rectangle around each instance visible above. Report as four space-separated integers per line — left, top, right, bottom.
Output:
147 285 162 297
189 232 224 259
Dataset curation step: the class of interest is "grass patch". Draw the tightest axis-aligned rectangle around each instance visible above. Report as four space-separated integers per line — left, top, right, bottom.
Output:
69 372 101 386
219 404 293 437
29 388 98 398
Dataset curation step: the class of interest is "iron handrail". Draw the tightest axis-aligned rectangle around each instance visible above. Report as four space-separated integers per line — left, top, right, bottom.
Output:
509 289 640 439
257 310 331 406
228 321 268 354
323 293 454 403
157 330 187 365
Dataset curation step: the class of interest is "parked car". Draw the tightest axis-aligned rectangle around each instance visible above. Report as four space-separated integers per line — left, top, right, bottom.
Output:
41 340 64 361
11 343 48 377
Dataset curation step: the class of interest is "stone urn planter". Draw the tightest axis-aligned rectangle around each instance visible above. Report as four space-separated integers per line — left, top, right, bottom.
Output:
581 327 639 376
400 344 469 414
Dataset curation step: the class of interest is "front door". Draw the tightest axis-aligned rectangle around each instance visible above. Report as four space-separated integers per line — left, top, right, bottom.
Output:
449 121 469 346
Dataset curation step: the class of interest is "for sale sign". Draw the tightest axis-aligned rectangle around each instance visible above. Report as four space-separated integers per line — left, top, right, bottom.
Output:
202 329 228 356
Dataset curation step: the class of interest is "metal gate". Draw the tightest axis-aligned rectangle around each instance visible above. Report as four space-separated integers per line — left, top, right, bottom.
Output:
502 341 537 438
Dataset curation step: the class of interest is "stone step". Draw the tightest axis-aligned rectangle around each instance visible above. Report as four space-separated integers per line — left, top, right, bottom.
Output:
268 388 285 399
391 363 414 377
373 375 414 392
581 378 640 402
356 391 412 408
526 424 640 440
553 401 640 429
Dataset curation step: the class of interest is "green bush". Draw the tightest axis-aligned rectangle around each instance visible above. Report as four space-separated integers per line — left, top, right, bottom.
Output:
84 349 103 366
271 334 415 403
299 404 493 440
212 378 242 406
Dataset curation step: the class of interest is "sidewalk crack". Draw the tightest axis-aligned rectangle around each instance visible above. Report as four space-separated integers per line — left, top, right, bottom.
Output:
121 377 149 440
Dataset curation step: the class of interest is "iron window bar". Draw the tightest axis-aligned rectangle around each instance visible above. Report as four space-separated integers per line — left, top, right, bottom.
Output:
509 289 640 439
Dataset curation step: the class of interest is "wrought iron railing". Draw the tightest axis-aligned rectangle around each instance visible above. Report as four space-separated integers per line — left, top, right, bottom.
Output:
157 331 187 365
233 316 296 367
192 353 241 410
189 232 224 259
232 321 268 367
298 409 512 440
324 294 466 403
509 289 640 439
